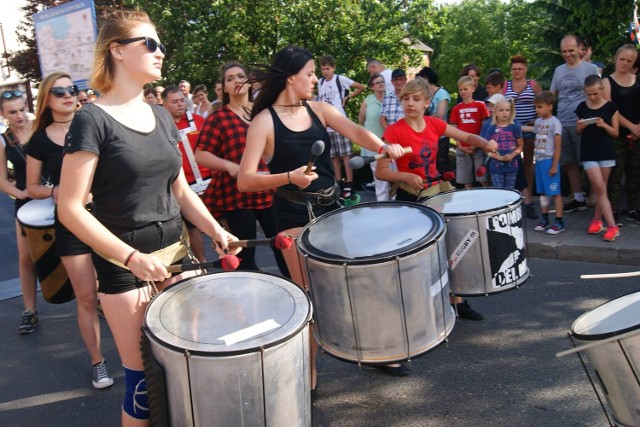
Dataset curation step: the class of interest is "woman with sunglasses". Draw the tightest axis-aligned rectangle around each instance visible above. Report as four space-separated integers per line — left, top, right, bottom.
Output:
195 61 288 275
25 72 114 390
0 90 38 334
58 11 238 426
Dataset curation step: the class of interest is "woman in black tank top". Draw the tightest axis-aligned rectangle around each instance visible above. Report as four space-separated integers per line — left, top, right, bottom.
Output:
238 46 407 384
603 44 640 221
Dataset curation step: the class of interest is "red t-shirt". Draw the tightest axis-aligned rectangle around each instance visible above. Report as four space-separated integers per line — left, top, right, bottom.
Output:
382 116 448 188
449 101 489 148
175 113 212 183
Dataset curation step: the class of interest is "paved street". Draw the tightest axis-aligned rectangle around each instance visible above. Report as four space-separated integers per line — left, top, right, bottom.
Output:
1 190 639 426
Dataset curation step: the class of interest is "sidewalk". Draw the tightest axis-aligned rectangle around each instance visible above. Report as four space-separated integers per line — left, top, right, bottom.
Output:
524 207 640 266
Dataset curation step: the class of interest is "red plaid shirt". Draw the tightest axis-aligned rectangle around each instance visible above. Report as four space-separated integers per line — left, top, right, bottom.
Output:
195 106 274 212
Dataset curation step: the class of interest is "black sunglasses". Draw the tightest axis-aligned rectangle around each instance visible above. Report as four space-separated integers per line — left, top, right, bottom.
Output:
1 90 23 99
117 36 166 55
50 85 79 98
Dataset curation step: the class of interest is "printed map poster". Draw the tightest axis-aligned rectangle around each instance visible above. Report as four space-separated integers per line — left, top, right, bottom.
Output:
33 0 97 89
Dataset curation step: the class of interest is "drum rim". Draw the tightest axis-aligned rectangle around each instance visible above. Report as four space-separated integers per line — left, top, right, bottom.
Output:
143 271 313 356
423 188 523 216
571 290 640 341
297 201 446 265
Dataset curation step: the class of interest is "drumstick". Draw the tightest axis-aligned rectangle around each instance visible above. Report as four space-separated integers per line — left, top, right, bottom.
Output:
228 233 294 250
166 255 240 273
580 270 640 279
476 153 491 177
556 327 640 358
348 147 412 169
304 140 325 175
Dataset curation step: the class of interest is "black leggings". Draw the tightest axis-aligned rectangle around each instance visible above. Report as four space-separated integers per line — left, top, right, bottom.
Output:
223 207 289 277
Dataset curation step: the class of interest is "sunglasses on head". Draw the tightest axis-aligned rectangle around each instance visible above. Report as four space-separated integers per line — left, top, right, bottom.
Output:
117 36 166 55
50 85 79 98
1 90 23 99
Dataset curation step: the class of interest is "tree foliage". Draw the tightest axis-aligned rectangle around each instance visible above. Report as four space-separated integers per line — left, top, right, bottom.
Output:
8 0 124 83
123 0 441 91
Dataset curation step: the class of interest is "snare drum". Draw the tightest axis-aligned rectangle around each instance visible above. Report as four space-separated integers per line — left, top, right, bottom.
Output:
297 202 454 364
423 188 528 296
571 291 640 427
143 272 312 426
16 198 74 304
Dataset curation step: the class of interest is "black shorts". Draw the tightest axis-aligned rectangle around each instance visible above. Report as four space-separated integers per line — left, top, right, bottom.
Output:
55 213 91 256
273 196 339 231
93 215 185 295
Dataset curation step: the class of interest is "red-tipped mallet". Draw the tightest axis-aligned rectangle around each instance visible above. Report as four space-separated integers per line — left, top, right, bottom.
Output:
348 146 413 170
228 232 294 250
443 171 456 182
476 153 492 177
166 254 240 273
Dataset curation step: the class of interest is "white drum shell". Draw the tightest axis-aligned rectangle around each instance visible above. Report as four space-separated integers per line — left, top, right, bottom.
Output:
298 202 455 364
571 292 640 427
143 272 312 427
423 188 529 295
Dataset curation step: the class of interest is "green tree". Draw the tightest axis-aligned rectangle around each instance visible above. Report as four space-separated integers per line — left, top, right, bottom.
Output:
8 0 123 82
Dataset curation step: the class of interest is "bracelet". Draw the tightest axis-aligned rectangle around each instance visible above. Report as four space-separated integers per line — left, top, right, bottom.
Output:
378 144 388 154
124 249 139 267
287 171 291 184
50 186 55 197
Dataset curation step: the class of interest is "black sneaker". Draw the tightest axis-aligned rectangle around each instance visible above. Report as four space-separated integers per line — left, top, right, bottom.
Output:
615 212 624 227
372 363 411 377
626 210 639 224
454 300 484 321
524 203 538 220
340 182 353 199
18 310 39 334
361 181 375 192
563 199 587 213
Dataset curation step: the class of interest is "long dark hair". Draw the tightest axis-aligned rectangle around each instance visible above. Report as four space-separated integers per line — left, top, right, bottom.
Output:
248 45 314 119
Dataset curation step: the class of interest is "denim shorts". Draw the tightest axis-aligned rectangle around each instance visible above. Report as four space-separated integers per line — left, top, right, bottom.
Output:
582 160 616 170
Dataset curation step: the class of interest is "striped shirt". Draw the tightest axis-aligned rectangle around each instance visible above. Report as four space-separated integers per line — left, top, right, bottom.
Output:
505 80 537 126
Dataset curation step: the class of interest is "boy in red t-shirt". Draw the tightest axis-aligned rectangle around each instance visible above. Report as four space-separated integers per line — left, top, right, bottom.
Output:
450 76 490 188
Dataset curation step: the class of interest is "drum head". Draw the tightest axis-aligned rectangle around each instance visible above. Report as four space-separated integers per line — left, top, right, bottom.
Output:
424 188 522 216
298 202 444 263
572 291 640 340
16 198 55 228
144 272 311 355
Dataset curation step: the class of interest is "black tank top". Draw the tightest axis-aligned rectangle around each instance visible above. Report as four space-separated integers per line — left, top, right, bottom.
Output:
607 75 640 138
268 103 334 192
3 132 27 191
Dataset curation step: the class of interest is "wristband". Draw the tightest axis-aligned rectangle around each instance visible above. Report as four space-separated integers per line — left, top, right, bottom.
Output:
287 171 291 184
377 144 388 154
124 249 139 267
50 186 55 197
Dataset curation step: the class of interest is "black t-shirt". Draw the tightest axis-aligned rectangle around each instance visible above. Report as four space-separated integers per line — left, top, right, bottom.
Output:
607 75 640 138
24 129 62 185
575 100 618 162
65 103 182 228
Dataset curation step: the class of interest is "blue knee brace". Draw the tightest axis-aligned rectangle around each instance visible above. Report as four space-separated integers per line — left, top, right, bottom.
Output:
123 366 150 420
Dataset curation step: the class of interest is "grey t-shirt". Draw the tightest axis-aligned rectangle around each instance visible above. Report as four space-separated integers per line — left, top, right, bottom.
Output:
533 116 563 161
550 61 598 125
65 103 182 228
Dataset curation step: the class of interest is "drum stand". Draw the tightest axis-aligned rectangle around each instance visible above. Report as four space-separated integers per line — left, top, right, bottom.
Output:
564 333 615 427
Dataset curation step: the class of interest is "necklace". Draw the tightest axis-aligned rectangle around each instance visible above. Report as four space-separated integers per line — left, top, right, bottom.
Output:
53 118 73 123
274 103 305 119
273 103 304 108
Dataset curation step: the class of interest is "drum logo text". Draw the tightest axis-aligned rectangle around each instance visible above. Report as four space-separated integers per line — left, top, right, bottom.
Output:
486 208 527 288
449 229 479 270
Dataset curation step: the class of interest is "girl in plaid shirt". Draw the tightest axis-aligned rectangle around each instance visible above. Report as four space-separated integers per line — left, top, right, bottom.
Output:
195 62 287 274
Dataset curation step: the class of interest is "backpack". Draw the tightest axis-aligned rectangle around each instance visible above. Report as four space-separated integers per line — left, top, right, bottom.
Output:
319 74 350 102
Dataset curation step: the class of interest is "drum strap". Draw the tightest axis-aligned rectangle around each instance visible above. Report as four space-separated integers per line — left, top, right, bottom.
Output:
398 181 455 201
276 184 339 207
96 225 190 271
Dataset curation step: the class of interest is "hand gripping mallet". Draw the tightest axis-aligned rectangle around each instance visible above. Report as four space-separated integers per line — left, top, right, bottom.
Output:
348 146 413 170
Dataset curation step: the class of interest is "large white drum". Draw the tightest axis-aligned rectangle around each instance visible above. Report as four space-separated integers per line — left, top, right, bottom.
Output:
423 188 528 295
571 291 640 427
298 201 454 364
143 271 312 426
